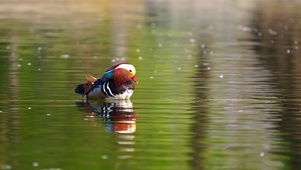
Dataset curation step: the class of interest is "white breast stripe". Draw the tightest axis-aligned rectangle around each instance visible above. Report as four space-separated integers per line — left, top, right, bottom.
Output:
102 82 108 96
106 82 115 97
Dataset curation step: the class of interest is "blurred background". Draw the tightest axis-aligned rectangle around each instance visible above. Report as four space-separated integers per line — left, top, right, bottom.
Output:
1 0 301 169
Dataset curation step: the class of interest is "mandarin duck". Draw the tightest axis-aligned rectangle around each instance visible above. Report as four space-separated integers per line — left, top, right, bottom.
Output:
75 62 138 101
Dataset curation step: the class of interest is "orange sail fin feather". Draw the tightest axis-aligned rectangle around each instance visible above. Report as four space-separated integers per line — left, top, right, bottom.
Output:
83 75 97 94
86 75 97 83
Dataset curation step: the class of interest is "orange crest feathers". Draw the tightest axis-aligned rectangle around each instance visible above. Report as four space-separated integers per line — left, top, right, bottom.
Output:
86 75 97 83
83 75 97 94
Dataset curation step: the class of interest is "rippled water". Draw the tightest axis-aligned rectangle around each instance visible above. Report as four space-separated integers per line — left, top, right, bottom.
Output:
1 0 301 169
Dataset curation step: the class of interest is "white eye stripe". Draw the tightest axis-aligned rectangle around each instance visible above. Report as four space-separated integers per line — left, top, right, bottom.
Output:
115 64 132 69
115 64 136 73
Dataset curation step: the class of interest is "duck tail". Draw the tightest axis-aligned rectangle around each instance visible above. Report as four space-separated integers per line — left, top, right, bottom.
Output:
75 84 85 94
75 75 98 95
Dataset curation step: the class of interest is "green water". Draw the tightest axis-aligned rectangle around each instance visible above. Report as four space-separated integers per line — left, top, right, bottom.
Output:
1 0 301 169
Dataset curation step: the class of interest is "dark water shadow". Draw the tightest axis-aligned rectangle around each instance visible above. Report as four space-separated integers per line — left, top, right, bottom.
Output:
251 2 301 168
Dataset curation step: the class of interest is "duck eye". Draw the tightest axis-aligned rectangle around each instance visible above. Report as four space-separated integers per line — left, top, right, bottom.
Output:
129 70 132 72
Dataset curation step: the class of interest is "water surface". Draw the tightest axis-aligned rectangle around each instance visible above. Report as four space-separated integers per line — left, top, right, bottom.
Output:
1 0 301 169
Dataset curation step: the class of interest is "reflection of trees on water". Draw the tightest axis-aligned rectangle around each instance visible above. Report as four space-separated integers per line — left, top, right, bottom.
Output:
254 1 301 168
1 0 301 168
189 47 210 170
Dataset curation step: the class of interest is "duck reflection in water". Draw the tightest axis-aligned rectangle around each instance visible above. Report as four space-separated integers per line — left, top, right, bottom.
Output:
76 100 137 133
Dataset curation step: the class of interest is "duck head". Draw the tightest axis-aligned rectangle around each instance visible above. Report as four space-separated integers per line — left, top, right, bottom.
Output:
103 62 138 84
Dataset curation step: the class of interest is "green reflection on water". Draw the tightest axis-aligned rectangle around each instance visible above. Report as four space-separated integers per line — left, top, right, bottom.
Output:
1 0 300 170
